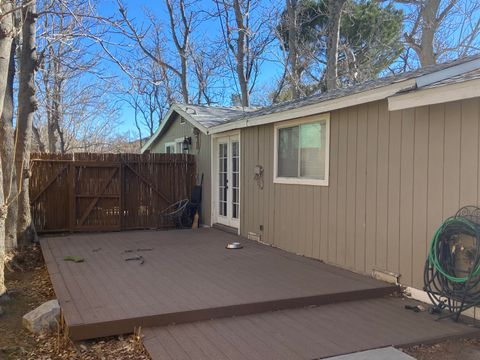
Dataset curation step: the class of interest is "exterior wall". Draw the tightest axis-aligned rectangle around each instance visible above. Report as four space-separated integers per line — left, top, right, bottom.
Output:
149 115 211 225
240 97 480 289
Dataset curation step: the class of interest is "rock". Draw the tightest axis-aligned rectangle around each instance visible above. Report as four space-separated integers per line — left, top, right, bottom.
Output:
22 299 60 334
0 293 10 303
0 305 4 316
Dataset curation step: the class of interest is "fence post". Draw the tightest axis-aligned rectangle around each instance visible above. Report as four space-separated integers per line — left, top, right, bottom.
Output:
119 161 124 231
69 162 75 232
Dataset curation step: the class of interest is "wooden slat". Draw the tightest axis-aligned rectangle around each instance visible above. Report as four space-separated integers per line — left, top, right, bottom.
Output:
77 168 118 227
30 165 68 205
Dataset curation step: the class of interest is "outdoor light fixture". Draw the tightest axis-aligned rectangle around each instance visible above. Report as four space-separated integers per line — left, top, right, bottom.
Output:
182 136 192 152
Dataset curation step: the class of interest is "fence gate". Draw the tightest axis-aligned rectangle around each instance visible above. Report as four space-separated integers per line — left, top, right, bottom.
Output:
30 153 196 233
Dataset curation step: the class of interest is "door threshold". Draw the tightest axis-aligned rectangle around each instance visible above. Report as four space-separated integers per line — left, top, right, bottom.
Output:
212 223 239 235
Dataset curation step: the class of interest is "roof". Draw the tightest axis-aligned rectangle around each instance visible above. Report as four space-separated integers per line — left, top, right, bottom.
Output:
141 103 256 152
174 104 257 128
209 54 480 133
143 54 480 150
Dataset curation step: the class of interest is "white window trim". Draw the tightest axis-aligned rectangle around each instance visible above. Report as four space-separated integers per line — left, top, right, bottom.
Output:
273 113 330 186
175 137 186 153
165 141 175 153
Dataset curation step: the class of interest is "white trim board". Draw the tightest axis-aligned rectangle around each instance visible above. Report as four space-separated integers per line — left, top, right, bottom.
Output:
415 57 480 88
141 104 209 153
210 130 241 234
208 79 416 134
273 114 330 186
388 78 480 111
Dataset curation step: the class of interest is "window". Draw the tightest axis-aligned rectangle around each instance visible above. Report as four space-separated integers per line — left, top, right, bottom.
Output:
165 142 175 154
274 115 329 186
175 138 188 154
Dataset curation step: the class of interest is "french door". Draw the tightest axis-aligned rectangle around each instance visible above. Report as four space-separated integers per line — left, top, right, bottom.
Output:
215 134 240 229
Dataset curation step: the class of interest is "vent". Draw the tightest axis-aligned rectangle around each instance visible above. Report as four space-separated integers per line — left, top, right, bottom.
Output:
247 232 261 241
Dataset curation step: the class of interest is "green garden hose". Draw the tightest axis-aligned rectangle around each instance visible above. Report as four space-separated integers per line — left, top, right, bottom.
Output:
424 206 480 320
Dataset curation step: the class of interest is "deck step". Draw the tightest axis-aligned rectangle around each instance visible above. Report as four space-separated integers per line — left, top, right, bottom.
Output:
143 298 479 360
68 285 397 340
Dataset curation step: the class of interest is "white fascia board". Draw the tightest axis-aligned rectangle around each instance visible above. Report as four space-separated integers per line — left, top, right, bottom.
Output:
208 79 416 134
173 106 209 135
388 78 480 111
416 57 480 88
140 104 209 153
141 107 176 153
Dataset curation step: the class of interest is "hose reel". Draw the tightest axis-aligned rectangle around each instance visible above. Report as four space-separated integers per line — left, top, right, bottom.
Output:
424 206 480 321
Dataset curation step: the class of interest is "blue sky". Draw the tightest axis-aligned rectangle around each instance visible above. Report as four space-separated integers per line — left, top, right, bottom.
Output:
94 0 479 139
98 0 284 137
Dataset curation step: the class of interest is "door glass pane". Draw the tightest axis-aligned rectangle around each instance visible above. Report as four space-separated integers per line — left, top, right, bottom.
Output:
278 126 299 177
232 141 239 219
218 143 228 216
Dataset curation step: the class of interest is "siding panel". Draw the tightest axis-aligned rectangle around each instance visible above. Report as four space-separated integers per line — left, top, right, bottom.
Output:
346 107 358 269
387 110 401 273
336 109 349 265
239 98 480 289
412 106 429 288
398 109 415 285
354 104 368 272
376 101 389 271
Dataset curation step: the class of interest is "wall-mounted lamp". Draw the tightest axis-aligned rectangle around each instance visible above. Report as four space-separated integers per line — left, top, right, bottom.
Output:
182 136 192 152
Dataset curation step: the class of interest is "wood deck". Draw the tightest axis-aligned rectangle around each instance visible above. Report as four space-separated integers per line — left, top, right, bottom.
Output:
143 297 480 360
40 228 396 340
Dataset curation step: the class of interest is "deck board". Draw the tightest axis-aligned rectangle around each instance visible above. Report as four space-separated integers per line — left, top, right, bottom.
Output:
143 298 480 360
41 228 396 340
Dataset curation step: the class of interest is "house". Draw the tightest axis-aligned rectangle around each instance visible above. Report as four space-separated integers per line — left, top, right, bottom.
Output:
143 54 480 293
141 104 256 225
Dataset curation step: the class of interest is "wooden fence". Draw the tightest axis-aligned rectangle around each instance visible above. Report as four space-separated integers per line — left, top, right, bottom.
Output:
29 153 196 233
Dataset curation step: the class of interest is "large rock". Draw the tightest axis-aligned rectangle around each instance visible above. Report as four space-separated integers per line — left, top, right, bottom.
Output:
22 299 60 333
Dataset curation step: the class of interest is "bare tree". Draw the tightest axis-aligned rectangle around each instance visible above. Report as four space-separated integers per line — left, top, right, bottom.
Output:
116 0 194 104
0 0 15 296
325 0 347 90
401 0 480 66
214 0 273 106
0 40 17 250
286 0 301 98
15 0 38 245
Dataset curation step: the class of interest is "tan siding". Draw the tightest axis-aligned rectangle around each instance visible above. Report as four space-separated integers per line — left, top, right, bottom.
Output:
387 109 401 274
399 108 415 285
149 115 211 225
240 98 480 289
354 104 368 272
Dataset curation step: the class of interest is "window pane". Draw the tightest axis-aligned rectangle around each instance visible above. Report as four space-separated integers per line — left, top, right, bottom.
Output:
299 121 326 179
277 126 299 177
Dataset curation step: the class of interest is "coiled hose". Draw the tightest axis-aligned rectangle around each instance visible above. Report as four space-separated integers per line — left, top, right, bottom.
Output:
424 208 480 320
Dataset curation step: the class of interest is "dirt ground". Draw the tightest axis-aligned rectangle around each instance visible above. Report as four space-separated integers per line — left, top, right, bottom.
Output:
403 337 480 360
0 245 150 360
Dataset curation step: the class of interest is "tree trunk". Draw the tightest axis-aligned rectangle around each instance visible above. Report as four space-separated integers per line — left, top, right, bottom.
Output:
0 157 6 297
0 40 17 250
419 0 440 66
286 0 300 99
325 0 346 91
0 0 15 297
232 0 249 107
15 0 38 246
